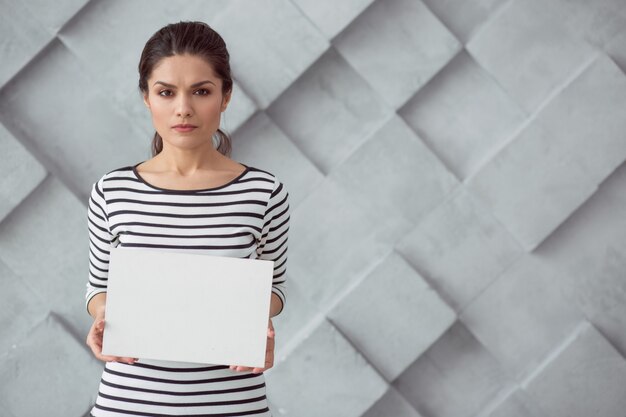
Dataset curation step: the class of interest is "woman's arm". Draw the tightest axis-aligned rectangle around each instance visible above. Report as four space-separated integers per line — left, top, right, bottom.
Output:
231 178 290 374
85 292 137 364
87 292 107 319
85 180 135 364
269 292 283 318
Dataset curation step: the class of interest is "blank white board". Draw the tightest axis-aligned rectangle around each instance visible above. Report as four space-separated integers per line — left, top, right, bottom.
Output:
101 247 274 368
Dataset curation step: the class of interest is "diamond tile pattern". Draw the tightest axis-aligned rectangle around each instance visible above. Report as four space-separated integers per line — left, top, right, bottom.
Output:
212 0 330 108
397 188 522 311
329 115 459 225
466 0 596 113
524 321 626 417
267 47 394 174
395 321 510 417
292 0 374 39
1 0 626 415
0 0 55 86
328 251 456 381
0 315 101 416
400 50 526 179
265 319 387 417
484 389 548 417
0 259 48 355
0 124 47 222
333 0 461 108
460 256 584 379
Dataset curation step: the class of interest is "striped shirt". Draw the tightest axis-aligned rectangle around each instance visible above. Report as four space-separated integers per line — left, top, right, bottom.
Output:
85 162 290 416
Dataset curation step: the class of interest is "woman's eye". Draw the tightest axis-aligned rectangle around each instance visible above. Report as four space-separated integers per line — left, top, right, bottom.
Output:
195 88 210 95
158 90 172 97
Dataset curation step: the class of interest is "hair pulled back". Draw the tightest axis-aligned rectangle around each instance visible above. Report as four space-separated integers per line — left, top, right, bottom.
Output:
138 21 233 157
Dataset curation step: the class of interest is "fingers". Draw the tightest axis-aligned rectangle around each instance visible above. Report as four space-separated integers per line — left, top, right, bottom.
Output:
229 365 269 374
85 317 137 364
230 365 254 372
88 344 136 364
116 356 139 365
230 322 276 374
229 365 267 374
85 318 105 358
263 342 275 372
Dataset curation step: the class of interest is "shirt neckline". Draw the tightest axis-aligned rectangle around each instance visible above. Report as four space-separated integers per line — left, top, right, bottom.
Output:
131 161 250 193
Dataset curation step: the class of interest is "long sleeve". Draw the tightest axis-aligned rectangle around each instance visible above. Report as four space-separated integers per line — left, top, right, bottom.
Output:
85 177 115 312
257 178 290 316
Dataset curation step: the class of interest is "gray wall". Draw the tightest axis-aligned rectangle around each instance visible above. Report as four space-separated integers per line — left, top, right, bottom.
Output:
2 0 626 416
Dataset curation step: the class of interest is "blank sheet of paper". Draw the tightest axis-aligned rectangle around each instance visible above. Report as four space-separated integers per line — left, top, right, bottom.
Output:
101 247 274 368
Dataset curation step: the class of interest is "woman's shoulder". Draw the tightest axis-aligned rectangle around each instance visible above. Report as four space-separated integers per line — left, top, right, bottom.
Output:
106 164 135 176
98 164 134 180
244 164 287 191
91 164 136 189
245 164 274 179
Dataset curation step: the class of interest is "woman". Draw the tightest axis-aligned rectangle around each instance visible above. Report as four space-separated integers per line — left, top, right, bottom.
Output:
85 21 290 416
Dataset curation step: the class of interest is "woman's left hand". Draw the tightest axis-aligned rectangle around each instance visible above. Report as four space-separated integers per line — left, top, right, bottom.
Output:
230 318 275 374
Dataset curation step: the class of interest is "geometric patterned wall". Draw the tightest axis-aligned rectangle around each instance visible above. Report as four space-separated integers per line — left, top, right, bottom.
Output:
1 0 626 416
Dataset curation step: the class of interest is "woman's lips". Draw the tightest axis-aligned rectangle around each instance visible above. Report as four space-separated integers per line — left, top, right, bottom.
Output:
173 126 196 132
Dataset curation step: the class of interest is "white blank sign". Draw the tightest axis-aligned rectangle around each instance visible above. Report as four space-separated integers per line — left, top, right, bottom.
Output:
101 247 274 368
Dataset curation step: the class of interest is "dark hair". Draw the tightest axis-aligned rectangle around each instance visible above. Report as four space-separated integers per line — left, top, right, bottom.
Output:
138 21 233 157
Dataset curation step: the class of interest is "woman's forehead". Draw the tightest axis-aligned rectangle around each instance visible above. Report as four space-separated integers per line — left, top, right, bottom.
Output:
149 54 220 85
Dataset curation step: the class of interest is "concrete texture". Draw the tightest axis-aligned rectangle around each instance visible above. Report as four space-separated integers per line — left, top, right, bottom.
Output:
0 124 47 222
397 188 522 311
333 0 461 109
265 319 387 417
329 251 456 381
524 321 626 417
400 50 526 180
0 315 102 416
266 47 394 174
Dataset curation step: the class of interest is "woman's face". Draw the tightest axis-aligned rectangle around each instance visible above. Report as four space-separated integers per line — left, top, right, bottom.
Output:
143 53 231 152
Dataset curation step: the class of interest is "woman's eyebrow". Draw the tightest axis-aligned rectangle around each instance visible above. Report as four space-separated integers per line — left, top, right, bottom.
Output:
153 80 216 88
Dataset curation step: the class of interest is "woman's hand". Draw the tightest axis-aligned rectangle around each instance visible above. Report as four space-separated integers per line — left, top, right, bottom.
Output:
230 318 275 374
86 313 137 365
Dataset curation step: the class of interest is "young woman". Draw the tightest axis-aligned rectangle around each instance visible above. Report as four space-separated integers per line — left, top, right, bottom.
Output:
84 21 290 416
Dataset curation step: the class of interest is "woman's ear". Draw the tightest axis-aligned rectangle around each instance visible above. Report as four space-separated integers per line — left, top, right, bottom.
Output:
143 93 150 109
221 90 232 112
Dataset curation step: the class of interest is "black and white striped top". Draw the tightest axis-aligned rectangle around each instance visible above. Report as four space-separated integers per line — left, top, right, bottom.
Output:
85 162 290 417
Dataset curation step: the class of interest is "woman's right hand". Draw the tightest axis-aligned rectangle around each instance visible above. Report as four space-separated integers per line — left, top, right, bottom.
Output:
86 313 137 365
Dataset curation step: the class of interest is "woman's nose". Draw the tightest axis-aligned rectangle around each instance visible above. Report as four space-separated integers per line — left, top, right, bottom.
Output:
176 95 193 117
